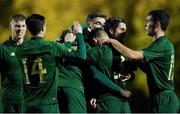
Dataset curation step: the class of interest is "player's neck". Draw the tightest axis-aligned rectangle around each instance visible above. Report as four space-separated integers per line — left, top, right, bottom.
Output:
32 32 45 38
152 31 165 42
11 37 24 45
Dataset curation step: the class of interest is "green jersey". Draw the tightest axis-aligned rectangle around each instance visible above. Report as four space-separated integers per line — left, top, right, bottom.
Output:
81 24 88 30
86 44 132 113
58 65 84 92
16 33 85 106
87 44 115 97
58 42 84 92
0 38 23 104
142 36 175 96
57 42 87 113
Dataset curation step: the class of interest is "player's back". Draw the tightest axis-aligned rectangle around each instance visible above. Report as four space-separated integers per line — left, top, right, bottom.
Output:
87 44 114 97
16 36 61 106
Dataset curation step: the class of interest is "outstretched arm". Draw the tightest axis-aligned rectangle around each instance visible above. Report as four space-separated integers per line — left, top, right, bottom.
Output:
108 39 143 61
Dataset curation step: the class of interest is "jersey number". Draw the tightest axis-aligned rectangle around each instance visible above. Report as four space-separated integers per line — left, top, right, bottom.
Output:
168 55 174 81
21 57 47 84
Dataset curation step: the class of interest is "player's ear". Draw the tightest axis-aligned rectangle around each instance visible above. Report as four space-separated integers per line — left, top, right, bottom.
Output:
9 21 12 30
90 37 97 45
41 26 44 31
92 37 97 43
156 21 161 30
42 24 46 32
109 28 114 35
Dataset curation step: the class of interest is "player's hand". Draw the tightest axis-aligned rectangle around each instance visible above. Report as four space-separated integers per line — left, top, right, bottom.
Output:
64 32 76 42
120 89 132 99
90 98 97 109
106 38 115 44
55 37 60 42
73 21 82 33
99 38 109 45
121 74 131 82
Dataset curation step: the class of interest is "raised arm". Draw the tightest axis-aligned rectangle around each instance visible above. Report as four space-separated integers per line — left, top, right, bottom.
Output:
56 22 86 60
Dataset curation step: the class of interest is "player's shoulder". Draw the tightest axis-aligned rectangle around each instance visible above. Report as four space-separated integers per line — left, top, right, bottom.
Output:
38 40 61 48
160 36 174 53
0 39 11 50
46 41 68 51
1 39 10 46
99 44 112 52
87 44 109 54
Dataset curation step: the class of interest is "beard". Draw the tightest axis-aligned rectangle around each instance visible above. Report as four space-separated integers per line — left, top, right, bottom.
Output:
15 36 23 40
114 32 126 44
147 23 156 37
15 31 24 40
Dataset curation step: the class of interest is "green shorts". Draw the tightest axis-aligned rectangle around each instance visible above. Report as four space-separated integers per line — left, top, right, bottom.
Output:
150 90 179 113
0 102 22 113
96 95 131 113
23 103 59 113
58 87 87 113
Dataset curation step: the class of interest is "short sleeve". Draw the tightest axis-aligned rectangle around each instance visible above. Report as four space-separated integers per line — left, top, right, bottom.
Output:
142 47 163 62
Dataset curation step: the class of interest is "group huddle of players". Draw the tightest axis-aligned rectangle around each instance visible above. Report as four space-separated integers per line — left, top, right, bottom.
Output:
0 10 179 113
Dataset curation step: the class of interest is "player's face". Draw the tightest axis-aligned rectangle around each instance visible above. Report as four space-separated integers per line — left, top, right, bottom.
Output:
10 20 26 40
144 16 156 37
88 17 105 30
113 22 126 42
64 32 76 42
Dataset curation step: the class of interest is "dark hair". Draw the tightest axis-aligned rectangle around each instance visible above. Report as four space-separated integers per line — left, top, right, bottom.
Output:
86 11 106 21
10 13 26 22
26 14 45 35
88 28 105 39
148 9 170 31
104 17 126 38
58 29 72 43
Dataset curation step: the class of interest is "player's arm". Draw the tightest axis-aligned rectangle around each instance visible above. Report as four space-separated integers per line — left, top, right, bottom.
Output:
108 39 143 61
89 65 131 98
63 42 72 49
56 22 86 60
86 47 132 98
90 65 122 92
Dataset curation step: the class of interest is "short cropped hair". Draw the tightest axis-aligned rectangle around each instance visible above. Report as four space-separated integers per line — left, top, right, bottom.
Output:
88 28 108 40
86 11 106 21
59 29 73 43
26 14 45 35
10 13 26 22
148 9 170 31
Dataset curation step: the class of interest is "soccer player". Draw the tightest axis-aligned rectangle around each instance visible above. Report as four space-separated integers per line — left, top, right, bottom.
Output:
108 9 179 113
83 11 106 42
57 29 87 113
104 16 135 82
89 16 135 113
0 14 26 113
104 17 127 44
57 29 132 113
16 14 86 113
86 28 132 113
